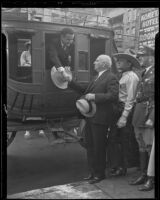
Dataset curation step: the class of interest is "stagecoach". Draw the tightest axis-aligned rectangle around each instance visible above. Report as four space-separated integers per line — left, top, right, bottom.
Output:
2 8 118 147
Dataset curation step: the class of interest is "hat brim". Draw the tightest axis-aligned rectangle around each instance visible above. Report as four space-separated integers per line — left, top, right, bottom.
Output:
25 41 31 47
113 53 141 69
51 66 72 89
76 98 96 118
139 45 155 56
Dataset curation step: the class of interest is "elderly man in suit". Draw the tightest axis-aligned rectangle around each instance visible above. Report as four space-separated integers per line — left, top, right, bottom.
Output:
47 27 74 70
129 45 155 186
64 54 119 184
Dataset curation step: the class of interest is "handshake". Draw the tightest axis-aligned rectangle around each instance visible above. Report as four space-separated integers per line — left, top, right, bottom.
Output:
57 66 72 82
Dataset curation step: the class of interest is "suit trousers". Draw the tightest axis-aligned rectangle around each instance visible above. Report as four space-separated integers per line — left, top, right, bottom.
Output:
85 119 108 177
107 110 135 169
134 127 153 153
147 136 155 177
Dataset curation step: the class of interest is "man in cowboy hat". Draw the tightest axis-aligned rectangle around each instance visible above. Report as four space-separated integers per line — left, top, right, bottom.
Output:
64 54 119 184
129 45 155 187
108 49 140 177
46 27 74 70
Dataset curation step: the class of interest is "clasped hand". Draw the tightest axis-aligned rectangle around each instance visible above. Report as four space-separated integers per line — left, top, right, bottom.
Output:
145 119 153 128
117 115 127 128
85 93 95 101
57 66 72 82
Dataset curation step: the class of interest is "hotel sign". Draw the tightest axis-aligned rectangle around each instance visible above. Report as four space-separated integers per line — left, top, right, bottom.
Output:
138 8 159 48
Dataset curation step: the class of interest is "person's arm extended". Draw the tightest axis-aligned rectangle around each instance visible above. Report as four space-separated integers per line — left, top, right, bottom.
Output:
48 44 62 68
121 74 139 118
68 81 87 94
117 74 139 128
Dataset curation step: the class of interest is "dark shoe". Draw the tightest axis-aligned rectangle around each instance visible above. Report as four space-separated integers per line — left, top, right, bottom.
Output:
83 174 94 181
88 176 105 184
111 167 127 176
129 174 147 185
138 178 154 191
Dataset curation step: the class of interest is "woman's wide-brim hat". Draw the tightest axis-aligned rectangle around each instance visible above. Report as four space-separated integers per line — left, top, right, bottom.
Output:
113 50 141 69
76 97 96 118
51 66 72 89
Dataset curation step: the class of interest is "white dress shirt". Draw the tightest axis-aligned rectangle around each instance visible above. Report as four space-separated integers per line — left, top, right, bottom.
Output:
119 70 139 118
20 50 31 66
95 69 107 81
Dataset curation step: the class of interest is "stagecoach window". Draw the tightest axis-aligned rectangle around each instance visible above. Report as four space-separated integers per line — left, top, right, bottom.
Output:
78 51 88 70
18 39 31 67
45 33 75 71
8 32 32 83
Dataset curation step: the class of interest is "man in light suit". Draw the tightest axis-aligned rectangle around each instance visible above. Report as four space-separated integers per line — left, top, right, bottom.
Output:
64 55 119 184
129 45 155 186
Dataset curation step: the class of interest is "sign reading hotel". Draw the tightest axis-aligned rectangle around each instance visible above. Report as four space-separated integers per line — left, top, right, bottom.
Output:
139 8 159 49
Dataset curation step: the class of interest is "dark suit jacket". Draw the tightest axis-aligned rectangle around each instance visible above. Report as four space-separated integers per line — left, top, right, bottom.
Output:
69 70 119 126
46 38 74 70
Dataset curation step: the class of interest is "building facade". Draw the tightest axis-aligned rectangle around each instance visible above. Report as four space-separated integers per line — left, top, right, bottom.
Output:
110 8 159 52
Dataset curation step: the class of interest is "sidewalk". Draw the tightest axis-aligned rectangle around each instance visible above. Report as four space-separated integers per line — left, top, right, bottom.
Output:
7 168 154 199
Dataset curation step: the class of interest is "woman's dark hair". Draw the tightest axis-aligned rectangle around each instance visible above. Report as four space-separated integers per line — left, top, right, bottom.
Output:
25 42 31 49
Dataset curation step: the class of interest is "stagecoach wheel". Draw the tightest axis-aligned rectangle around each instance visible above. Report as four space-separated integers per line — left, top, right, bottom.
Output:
7 131 17 147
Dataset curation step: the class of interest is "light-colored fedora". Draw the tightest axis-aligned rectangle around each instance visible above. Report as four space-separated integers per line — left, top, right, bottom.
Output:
76 97 96 118
113 49 141 69
51 66 72 89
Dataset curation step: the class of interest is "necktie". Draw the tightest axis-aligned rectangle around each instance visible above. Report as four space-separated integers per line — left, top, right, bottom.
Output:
142 69 146 77
94 76 99 82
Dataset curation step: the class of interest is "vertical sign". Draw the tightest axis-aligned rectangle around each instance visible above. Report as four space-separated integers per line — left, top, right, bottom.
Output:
138 8 159 48
109 14 124 52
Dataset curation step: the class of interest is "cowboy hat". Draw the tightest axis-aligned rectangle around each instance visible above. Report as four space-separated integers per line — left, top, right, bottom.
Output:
51 66 72 89
113 50 141 69
124 48 137 58
76 97 96 118
137 45 154 56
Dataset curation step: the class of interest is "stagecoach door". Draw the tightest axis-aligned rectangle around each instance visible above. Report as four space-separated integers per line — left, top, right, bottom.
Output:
75 34 105 82
44 32 79 117
75 34 90 83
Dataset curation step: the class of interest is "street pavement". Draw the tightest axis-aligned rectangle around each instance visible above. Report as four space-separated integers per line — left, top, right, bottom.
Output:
7 131 154 199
